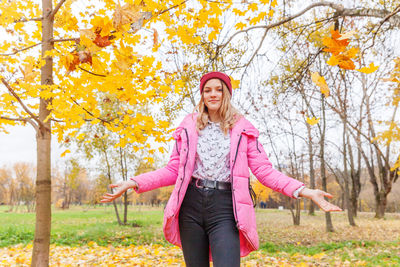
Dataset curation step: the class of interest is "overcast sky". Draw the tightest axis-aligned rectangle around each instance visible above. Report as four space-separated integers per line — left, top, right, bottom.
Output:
0 126 66 167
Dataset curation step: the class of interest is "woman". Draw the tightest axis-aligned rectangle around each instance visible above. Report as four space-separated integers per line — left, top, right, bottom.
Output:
101 71 341 267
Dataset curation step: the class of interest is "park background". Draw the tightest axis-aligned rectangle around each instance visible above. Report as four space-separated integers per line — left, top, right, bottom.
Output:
1 0 400 266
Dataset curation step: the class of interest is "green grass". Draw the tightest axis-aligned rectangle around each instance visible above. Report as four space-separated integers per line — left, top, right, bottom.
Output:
260 240 395 255
0 205 167 247
1 205 400 265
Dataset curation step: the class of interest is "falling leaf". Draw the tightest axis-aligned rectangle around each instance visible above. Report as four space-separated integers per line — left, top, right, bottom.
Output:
357 62 379 74
306 116 320 125
311 72 330 97
322 30 349 56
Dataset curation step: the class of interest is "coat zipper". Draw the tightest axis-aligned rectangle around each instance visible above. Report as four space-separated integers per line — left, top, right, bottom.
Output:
231 134 242 226
175 140 180 155
231 133 257 250
176 128 190 209
256 138 261 153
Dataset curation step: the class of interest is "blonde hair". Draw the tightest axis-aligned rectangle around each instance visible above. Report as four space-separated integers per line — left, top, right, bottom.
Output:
193 79 242 135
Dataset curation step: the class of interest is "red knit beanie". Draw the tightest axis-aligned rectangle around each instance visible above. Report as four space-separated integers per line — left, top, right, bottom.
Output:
200 71 232 95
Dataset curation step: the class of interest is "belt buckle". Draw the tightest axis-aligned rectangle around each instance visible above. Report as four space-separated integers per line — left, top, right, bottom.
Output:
195 178 204 189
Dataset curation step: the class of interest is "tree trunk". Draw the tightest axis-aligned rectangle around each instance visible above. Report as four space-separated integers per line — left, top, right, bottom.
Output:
374 191 387 219
295 199 301 225
103 141 122 225
306 122 315 215
287 198 301 225
31 0 53 265
320 95 334 232
342 123 356 226
120 147 128 224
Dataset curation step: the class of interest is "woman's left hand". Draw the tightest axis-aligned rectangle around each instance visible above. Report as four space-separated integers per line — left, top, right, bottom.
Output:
299 188 342 212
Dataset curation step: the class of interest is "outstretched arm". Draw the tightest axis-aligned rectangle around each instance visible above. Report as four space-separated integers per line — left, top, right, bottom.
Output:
100 138 181 202
247 135 341 212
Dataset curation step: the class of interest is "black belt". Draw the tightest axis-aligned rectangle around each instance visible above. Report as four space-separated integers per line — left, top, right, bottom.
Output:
190 177 231 190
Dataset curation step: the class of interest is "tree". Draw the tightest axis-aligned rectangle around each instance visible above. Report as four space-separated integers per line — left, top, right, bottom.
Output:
13 162 36 212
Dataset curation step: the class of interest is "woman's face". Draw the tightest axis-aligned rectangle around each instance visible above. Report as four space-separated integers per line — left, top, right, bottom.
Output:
203 78 223 113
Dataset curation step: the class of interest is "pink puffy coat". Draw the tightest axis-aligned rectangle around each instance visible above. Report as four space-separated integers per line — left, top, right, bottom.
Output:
132 113 304 257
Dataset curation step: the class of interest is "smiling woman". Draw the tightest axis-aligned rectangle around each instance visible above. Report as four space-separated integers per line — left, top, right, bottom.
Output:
101 71 342 267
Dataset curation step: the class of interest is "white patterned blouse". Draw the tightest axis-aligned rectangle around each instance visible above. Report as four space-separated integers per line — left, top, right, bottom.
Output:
192 121 231 183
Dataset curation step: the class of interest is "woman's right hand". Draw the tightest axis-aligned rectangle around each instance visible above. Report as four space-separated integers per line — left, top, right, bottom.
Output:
100 180 138 203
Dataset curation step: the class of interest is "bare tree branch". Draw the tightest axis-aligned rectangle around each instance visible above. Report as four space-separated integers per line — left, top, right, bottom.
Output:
362 4 400 55
50 0 67 19
0 42 41 56
0 78 44 129
78 67 107 77
51 37 79 43
14 17 43 23
157 0 189 16
0 115 39 131
69 97 112 124
218 1 400 52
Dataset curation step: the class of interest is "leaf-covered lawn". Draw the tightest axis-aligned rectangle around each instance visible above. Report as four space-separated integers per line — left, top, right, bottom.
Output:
1 241 399 266
1 206 399 266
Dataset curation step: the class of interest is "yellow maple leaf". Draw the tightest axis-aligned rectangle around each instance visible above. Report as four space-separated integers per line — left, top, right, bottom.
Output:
344 47 359 59
208 30 218 42
357 62 379 74
311 72 330 97
19 65 37 83
327 55 339 66
79 29 96 41
60 149 71 157
235 22 247 31
306 116 320 125
231 78 240 89
113 2 142 31
248 3 258 12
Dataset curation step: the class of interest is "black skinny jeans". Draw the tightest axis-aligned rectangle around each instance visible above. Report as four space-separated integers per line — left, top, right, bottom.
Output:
178 183 240 267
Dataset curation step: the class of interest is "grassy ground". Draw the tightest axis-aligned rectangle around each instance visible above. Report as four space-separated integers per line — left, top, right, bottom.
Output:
1 205 399 266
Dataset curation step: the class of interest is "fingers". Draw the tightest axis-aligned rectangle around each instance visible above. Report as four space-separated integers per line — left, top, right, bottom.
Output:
319 200 342 212
100 192 120 203
100 195 117 203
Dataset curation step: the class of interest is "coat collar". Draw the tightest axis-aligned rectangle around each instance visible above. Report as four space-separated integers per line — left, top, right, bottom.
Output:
173 113 259 140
